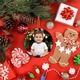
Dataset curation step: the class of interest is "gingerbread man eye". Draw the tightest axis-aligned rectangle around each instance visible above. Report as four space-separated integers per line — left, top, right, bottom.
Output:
70 33 72 34
73 34 75 36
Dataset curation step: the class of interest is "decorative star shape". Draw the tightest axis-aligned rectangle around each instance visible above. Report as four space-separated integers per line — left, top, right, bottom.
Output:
55 40 61 47
71 46 76 52
65 48 71 55
59 46 64 53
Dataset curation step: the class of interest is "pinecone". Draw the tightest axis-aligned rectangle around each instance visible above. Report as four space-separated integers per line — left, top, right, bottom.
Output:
2 15 14 30
0 36 9 48
40 0 49 6
12 13 36 24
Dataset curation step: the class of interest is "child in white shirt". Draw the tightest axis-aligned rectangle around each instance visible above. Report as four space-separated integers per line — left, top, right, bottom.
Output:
31 31 48 57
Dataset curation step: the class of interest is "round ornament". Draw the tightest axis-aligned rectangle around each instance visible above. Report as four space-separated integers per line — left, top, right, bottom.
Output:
61 72 69 80
75 19 80 27
17 23 28 34
46 21 54 29
24 28 53 58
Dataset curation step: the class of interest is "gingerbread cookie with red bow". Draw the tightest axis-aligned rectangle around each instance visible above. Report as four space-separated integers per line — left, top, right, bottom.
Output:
49 28 80 67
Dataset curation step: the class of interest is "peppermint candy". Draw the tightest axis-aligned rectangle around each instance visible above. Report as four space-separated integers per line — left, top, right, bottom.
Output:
11 57 22 68
11 48 30 68
21 54 30 64
12 48 23 57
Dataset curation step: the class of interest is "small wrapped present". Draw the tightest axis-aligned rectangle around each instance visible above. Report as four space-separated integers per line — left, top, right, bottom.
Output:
55 3 78 26
0 61 16 80
11 75 28 80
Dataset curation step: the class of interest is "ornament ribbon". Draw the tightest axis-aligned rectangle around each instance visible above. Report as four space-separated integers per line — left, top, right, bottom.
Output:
60 7 74 20
11 48 30 68
64 37 75 45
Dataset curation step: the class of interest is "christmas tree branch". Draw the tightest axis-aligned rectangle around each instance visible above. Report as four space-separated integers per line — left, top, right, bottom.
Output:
30 6 53 20
0 0 68 20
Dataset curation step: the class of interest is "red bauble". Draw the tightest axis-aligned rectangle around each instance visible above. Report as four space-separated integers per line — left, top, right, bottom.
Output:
17 23 28 34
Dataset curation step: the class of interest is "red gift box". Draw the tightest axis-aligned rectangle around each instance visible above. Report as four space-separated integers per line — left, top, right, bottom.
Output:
0 61 16 80
11 75 28 80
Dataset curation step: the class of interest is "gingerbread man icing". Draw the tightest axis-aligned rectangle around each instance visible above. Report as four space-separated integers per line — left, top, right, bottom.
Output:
49 28 80 67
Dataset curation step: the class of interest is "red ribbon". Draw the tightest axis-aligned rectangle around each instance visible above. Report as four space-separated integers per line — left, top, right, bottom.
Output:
64 37 75 45
60 7 74 20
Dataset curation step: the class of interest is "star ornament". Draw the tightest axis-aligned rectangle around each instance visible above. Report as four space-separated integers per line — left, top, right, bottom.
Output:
71 46 76 52
59 46 64 53
65 48 71 55
55 40 61 47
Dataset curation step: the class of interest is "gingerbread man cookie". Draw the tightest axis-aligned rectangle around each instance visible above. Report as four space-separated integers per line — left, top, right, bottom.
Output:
49 28 80 67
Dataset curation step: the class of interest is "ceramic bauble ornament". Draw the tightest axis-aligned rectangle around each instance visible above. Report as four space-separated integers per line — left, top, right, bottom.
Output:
46 21 54 29
75 19 80 26
61 72 69 80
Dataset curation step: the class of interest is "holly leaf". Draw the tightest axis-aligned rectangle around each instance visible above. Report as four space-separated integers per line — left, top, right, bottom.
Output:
74 54 80 65
24 41 29 49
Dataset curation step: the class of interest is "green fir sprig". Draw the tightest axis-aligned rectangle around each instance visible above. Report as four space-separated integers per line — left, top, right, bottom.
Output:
0 0 68 20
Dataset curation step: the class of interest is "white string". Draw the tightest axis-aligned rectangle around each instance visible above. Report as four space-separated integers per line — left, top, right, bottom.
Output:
45 68 80 80
37 16 40 28
45 68 61 77
69 68 80 79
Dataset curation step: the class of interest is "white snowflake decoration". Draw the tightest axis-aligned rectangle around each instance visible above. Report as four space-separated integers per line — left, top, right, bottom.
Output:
42 63 49 70
68 68 75 75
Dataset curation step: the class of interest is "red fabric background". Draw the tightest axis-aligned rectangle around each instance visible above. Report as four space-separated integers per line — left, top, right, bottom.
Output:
0 0 80 80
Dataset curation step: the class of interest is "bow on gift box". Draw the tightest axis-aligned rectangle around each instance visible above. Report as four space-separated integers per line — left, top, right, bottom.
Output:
60 7 74 20
11 48 30 68
64 37 75 45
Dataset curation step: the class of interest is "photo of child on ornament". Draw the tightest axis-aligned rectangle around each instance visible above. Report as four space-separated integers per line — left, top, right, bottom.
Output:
24 28 53 58
31 30 48 57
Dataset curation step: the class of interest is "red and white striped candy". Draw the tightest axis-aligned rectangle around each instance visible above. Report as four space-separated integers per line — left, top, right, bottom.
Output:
11 57 22 68
21 53 30 64
12 48 23 57
11 48 30 68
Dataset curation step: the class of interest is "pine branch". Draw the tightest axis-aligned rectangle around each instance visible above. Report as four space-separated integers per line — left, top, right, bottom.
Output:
56 0 67 2
0 0 14 17
0 48 6 64
46 0 67 3
0 0 53 20
30 6 53 20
